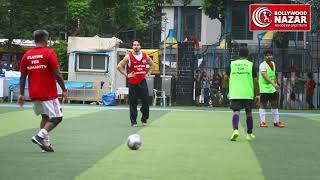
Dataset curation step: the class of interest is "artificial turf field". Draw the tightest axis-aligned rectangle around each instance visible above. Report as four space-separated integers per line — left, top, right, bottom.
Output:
0 105 320 180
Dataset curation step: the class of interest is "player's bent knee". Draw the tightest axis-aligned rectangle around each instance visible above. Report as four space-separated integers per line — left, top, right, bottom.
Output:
50 117 63 126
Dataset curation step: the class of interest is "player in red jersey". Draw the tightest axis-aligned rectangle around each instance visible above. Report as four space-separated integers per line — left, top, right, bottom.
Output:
19 30 67 152
117 39 155 127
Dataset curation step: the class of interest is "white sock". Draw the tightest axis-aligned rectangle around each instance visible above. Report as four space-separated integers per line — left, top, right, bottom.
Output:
271 109 279 123
259 109 266 122
44 135 50 146
37 128 48 139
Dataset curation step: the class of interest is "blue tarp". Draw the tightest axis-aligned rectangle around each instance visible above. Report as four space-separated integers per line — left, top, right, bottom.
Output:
8 77 28 90
6 78 93 90
102 92 116 106
65 82 93 89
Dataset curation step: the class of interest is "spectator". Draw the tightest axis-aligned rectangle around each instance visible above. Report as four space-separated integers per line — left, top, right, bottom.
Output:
210 69 222 106
184 35 200 49
194 69 201 106
0 62 4 74
201 71 210 106
221 71 229 106
295 72 306 109
306 73 316 109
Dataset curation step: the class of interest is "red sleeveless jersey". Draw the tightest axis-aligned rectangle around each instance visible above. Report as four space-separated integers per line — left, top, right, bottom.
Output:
128 52 147 85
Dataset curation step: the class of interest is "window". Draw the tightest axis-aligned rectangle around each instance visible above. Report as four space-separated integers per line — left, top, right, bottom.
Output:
231 2 253 40
182 7 202 41
288 32 304 41
76 53 109 72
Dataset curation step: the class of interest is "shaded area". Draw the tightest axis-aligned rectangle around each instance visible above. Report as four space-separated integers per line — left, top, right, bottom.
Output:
0 110 167 180
247 115 320 180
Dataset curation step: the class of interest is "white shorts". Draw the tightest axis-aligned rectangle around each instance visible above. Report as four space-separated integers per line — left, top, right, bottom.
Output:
33 98 63 119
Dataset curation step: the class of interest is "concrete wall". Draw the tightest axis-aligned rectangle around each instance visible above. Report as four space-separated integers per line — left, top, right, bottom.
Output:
201 12 221 45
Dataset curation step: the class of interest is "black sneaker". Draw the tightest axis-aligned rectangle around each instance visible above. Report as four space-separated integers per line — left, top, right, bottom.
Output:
141 118 148 126
42 145 54 153
32 135 53 152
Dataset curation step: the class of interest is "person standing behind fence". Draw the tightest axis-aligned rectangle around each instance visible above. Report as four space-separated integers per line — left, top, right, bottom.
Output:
258 50 285 128
201 71 210 106
194 69 201 106
306 73 316 109
210 70 222 106
221 71 229 106
117 39 155 127
18 30 67 152
227 47 259 141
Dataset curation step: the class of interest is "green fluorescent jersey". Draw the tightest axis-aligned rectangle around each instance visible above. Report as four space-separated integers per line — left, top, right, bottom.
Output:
229 59 254 99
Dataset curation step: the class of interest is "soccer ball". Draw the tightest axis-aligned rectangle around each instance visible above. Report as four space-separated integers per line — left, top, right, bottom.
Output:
127 134 142 150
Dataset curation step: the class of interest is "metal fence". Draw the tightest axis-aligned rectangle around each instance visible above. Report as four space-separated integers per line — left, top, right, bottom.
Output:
158 41 320 109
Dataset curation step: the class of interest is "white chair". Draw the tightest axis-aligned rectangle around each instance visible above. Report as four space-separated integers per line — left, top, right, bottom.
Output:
153 89 166 107
116 87 129 104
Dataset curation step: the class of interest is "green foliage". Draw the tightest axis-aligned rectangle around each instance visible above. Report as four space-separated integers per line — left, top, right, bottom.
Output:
0 0 67 40
201 0 225 24
67 0 92 19
310 0 320 32
110 1 147 30
0 0 185 43
51 41 68 71
273 32 289 48
180 0 192 5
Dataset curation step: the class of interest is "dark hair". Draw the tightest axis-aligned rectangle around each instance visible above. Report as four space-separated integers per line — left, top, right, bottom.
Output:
132 39 142 46
239 47 249 58
264 49 272 56
307 72 313 79
33 30 49 43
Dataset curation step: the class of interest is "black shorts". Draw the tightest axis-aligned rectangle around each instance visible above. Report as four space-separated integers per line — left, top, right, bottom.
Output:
260 92 278 103
230 99 253 112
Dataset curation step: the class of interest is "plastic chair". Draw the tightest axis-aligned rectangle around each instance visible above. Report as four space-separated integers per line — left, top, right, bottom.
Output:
116 87 129 104
153 89 166 107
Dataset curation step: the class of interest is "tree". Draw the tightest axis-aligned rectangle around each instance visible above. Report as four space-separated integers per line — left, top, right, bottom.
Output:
51 41 68 72
0 0 192 49
66 0 181 37
310 0 320 33
201 0 225 26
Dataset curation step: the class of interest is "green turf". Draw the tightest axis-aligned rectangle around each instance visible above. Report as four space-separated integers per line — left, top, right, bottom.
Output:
1 107 320 180
0 109 167 180
0 109 99 138
247 114 320 180
76 112 265 180
0 107 21 114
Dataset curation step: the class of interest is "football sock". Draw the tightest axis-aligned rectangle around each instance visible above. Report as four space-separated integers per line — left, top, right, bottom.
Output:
232 114 239 130
37 128 48 139
246 116 253 134
259 108 266 122
271 109 280 123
